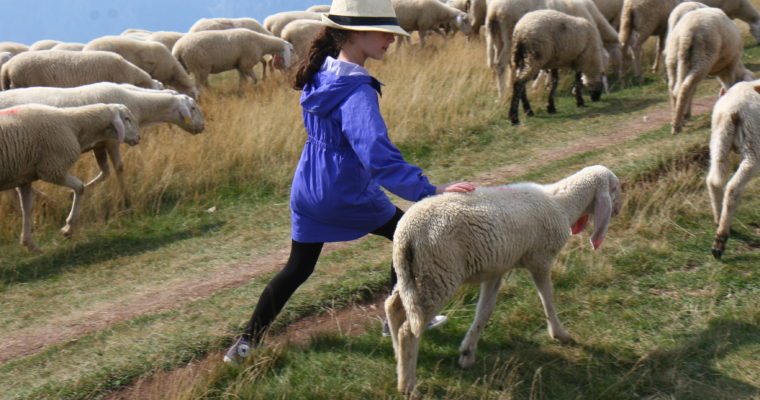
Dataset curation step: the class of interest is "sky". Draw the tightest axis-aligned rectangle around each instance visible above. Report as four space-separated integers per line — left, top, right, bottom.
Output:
0 0 324 45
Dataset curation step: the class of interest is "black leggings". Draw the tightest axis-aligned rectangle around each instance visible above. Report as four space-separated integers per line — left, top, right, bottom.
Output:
242 207 404 344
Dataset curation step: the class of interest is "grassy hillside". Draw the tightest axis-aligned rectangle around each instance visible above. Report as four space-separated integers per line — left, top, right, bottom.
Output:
0 14 759 400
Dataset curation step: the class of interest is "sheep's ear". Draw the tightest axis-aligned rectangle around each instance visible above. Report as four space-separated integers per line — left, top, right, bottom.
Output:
112 110 126 142
590 189 613 250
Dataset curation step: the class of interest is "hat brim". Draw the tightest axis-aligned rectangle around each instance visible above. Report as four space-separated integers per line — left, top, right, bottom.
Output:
321 14 410 37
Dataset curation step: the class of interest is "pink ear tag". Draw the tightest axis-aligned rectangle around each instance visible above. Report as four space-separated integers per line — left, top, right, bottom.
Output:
571 215 589 234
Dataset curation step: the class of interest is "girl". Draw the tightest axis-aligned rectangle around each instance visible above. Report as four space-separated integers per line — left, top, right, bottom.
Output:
224 0 475 363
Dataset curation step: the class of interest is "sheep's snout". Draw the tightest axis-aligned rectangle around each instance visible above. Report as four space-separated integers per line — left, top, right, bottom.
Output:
124 133 140 146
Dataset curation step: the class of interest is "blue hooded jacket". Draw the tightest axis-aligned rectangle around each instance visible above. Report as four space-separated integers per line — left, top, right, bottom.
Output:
290 56 436 242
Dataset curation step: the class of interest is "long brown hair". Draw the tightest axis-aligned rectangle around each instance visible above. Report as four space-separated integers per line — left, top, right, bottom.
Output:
293 27 352 90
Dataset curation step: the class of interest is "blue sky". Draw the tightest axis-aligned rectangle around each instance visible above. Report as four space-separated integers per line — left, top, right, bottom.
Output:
0 0 323 45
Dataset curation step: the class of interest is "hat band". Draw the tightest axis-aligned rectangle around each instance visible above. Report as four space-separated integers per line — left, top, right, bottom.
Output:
327 14 400 27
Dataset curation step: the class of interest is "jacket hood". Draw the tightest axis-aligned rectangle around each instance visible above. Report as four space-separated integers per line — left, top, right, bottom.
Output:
301 57 382 117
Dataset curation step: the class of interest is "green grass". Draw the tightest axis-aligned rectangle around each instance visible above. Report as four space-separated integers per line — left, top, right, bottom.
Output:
1 37 759 400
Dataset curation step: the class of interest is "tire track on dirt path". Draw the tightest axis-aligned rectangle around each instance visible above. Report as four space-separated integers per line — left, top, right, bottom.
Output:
0 96 717 366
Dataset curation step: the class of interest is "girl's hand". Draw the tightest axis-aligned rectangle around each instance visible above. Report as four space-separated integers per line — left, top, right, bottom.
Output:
435 182 477 194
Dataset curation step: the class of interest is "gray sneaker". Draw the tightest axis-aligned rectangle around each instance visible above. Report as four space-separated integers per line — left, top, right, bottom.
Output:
223 336 251 364
381 315 448 337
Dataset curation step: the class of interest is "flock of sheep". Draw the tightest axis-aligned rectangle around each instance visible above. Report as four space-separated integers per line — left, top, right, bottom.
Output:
0 0 759 394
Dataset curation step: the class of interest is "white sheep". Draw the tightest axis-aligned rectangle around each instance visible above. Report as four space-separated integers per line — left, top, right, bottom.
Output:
0 50 164 91
701 0 760 43
706 80 760 259
392 0 472 46
145 31 184 51
263 11 322 37
29 39 62 51
172 28 294 93
665 7 753 134
508 10 606 125
486 0 621 99
188 17 272 36
0 82 204 199
84 36 198 98
0 52 11 71
385 165 621 394
668 1 709 34
51 42 85 51
306 5 331 12
0 42 29 56
0 103 140 252
280 19 326 61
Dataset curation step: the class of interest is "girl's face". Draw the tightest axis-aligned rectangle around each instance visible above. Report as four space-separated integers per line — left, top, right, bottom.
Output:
351 31 395 61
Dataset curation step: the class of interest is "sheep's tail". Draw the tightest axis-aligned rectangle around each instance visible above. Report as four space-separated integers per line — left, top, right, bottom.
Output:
711 108 742 166
618 0 635 48
394 239 427 336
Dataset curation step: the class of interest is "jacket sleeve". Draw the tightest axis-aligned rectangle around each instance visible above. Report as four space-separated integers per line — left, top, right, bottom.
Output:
340 86 437 202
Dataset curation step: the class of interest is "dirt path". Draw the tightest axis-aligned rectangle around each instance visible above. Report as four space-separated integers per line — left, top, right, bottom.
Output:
0 97 716 368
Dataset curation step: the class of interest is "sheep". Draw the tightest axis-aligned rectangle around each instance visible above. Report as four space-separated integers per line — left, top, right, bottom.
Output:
144 31 184 51
486 0 622 99
172 28 294 93
706 80 760 259
668 1 709 34
0 42 29 56
591 0 624 29
29 39 62 51
84 36 198 98
392 0 473 46
51 42 85 51
701 0 760 43
121 28 153 38
188 17 272 36
508 10 606 125
0 53 11 70
280 19 326 61
306 5 331 12
263 11 322 37
0 83 204 199
0 103 140 252
618 0 681 81
384 165 621 394
665 7 753 134
468 0 488 38
0 50 164 91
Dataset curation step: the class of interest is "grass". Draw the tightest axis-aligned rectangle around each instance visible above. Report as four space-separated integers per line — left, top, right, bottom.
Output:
1 16 760 400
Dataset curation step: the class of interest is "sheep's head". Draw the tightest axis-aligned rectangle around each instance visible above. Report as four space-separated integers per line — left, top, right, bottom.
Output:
456 12 472 36
111 104 140 146
175 95 205 134
582 73 604 102
273 42 295 70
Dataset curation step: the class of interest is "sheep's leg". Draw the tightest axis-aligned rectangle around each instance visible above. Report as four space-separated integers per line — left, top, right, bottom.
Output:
651 34 664 73
671 72 704 134
509 81 526 125
84 146 111 189
706 133 734 226
574 72 585 107
520 82 534 117
16 184 40 253
458 277 503 368
712 158 759 259
396 320 422 395
105 142 130 207
529 262 573 344
546 69 559 114
56 174 85 237
418 30 426 47
631 40 644 82
384 290 407 360
260 60 268 81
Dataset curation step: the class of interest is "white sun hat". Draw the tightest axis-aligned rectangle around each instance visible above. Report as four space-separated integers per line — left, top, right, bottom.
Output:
321 0 410 37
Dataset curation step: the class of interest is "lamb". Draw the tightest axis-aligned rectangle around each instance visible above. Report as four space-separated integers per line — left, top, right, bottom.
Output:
0 42 29 56
145 31 184 51
0 103 140 252
29 39 62 51
280 19 326 61
263 11 322 37
508 10 606 125
706 80 760 259
0 83 204 198
172 28 294 93
486 0 622 99
0 50 164 91
188 17 272 36
392 0 472 46
665 7 753 134
384 165 621 394
306 5 331 12
84 36 198 98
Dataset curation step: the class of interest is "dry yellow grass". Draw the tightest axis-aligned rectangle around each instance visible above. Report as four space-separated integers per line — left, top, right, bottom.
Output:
0 35 497 244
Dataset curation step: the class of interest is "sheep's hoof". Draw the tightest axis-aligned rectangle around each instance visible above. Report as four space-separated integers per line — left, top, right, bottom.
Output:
671 126 681 135
547 106 557 114
511 119 520 126
458 349 476 368
22 240 42 254
61 225 73 238
525 109 535 117
553 332 575 345
712 235 728 259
